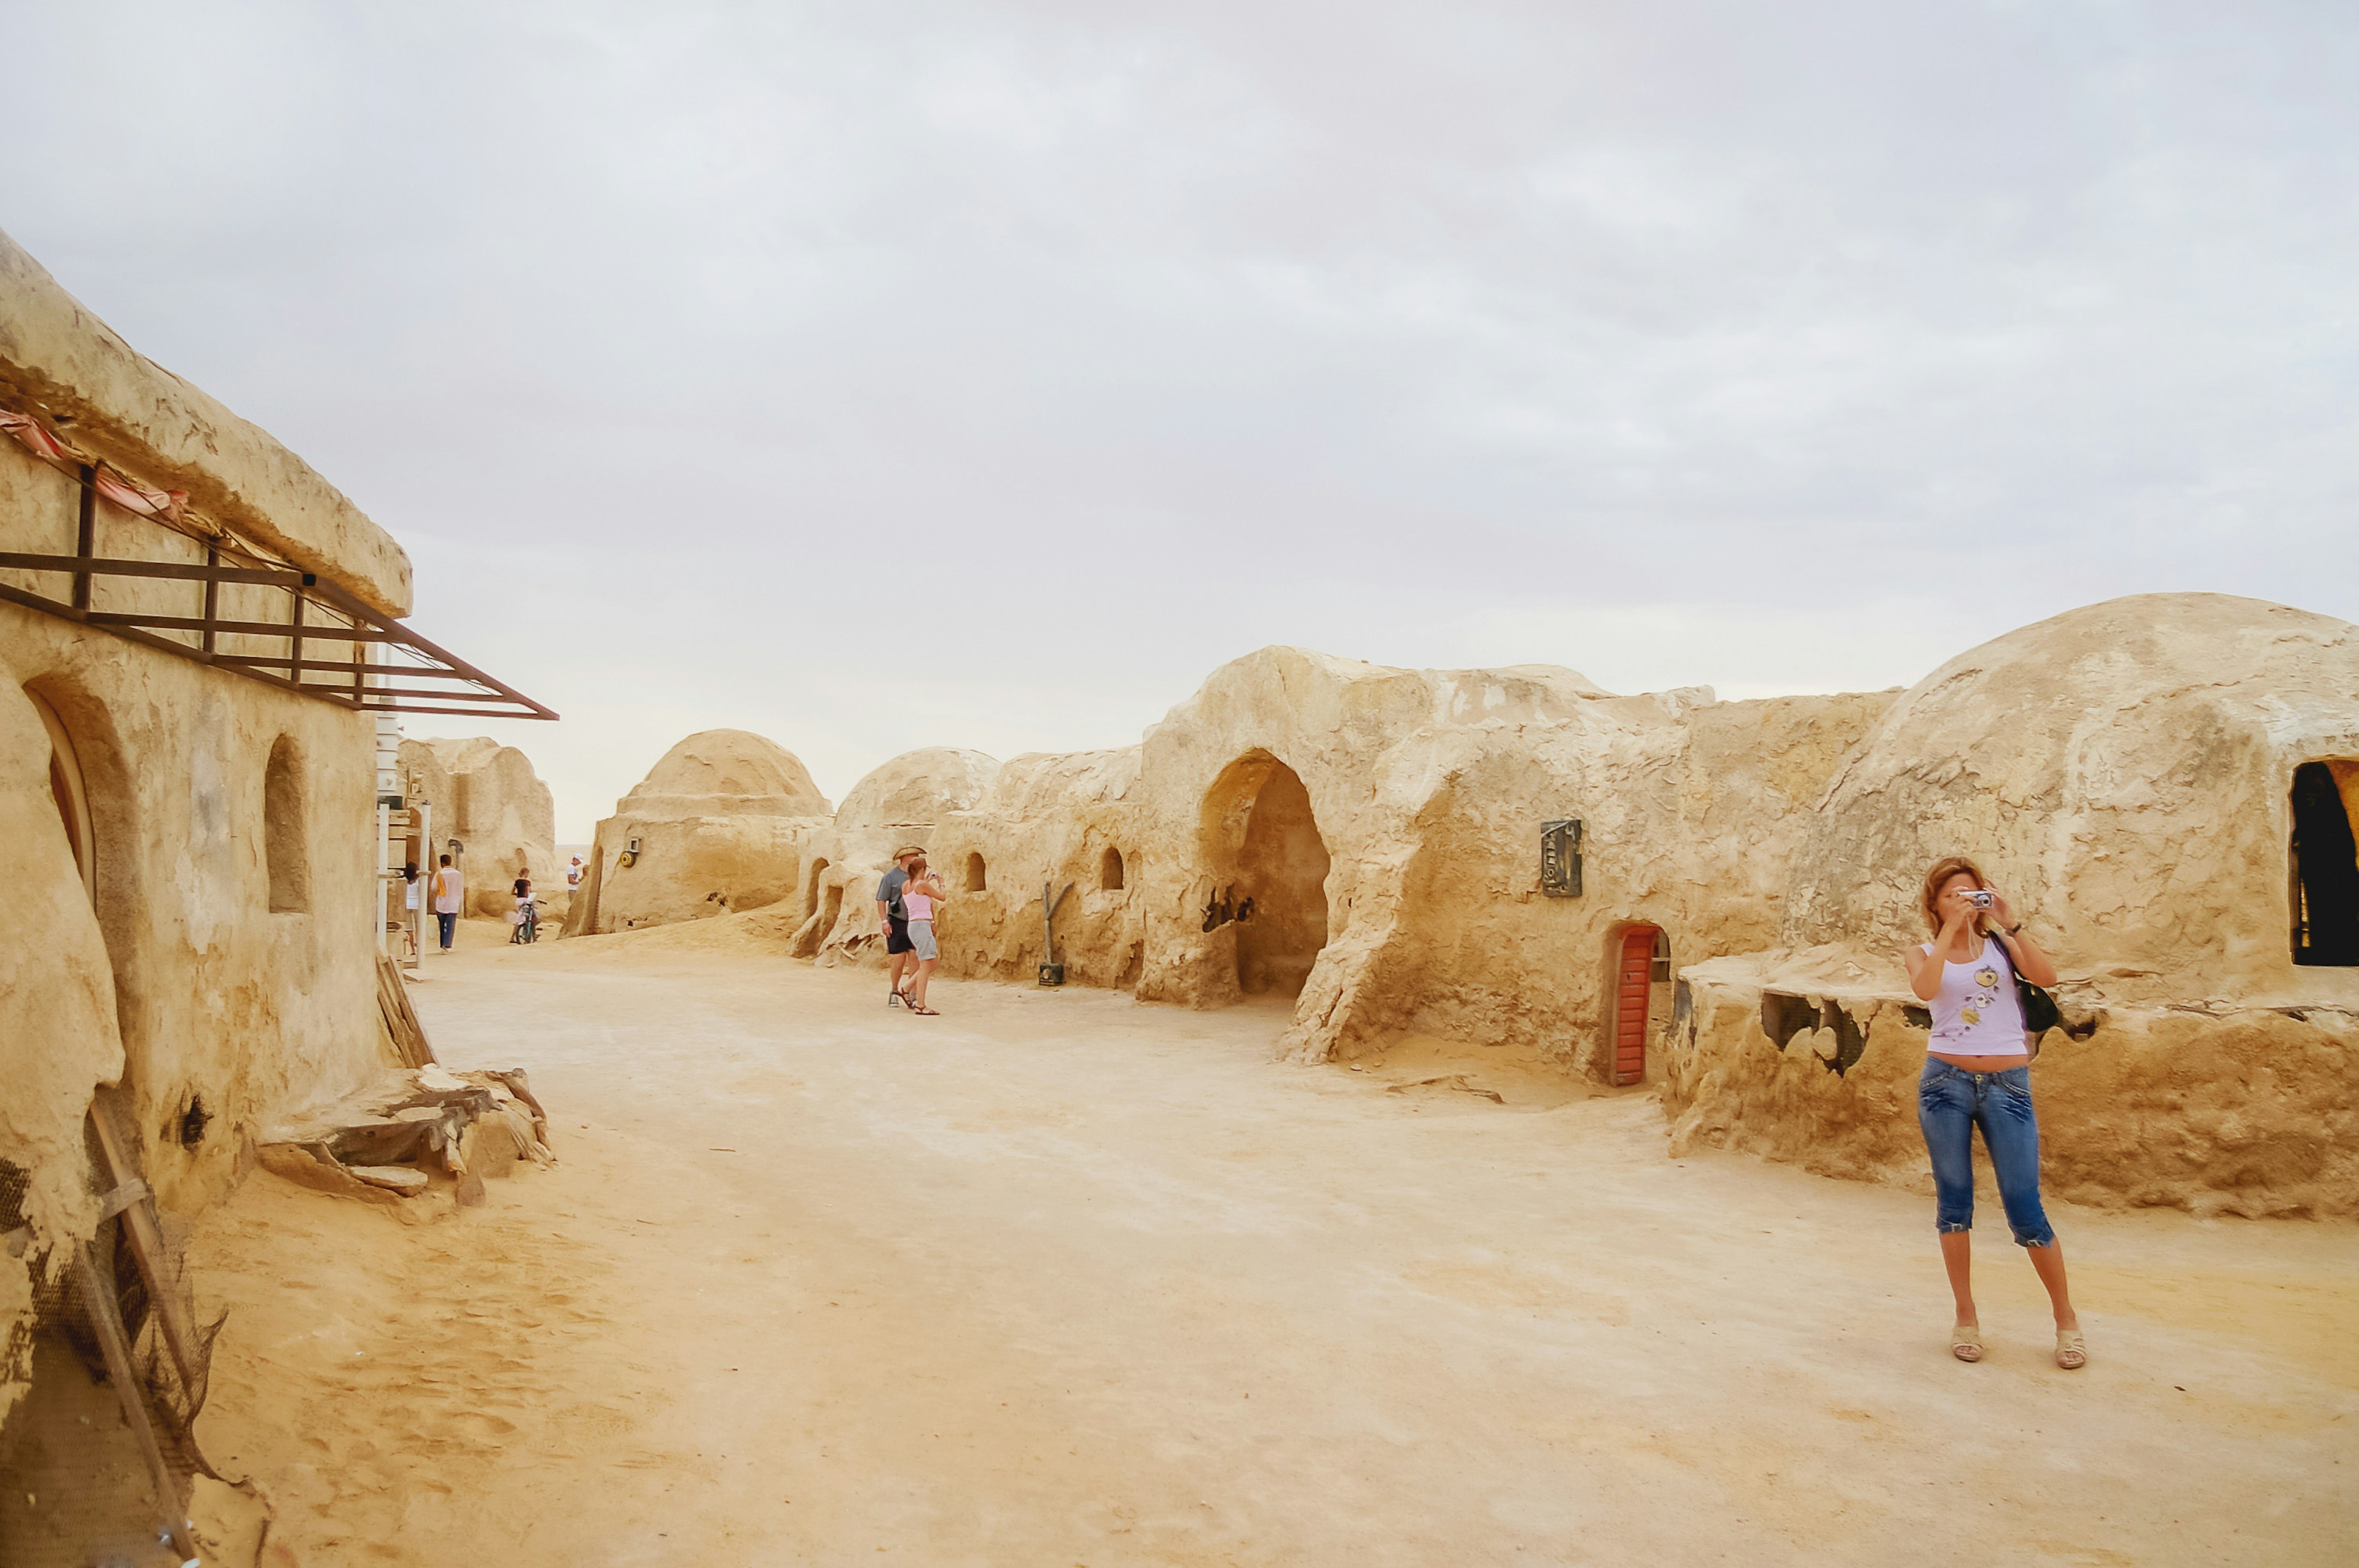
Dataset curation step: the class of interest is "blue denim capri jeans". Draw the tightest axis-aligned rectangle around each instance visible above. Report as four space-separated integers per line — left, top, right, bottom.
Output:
1917 1059 2056 1248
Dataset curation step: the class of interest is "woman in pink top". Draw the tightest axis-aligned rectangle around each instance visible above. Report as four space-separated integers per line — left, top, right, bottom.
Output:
899 856 946 1016
1903 856 2081 1370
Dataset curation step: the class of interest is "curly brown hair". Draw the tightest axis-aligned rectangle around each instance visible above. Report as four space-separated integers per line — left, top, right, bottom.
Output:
1920 856 1992 935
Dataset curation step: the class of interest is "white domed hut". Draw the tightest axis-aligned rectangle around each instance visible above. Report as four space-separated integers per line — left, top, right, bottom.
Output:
1665 594 2359 1216
569 730 832 934
833 747 1001 833
782 747 1006 961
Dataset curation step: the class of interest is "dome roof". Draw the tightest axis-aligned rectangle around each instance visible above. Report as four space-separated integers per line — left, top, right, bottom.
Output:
835 748 1001 831
619 730 831 817
1782 593 2359 992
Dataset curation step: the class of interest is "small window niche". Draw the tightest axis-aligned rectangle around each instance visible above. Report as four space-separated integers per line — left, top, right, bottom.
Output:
965 852 988 893
265 735 311 913
1100 846 1125 892
2291 760 2359 965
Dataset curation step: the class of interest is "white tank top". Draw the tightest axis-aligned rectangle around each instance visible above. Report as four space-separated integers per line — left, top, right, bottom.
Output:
1920 937 2028 1056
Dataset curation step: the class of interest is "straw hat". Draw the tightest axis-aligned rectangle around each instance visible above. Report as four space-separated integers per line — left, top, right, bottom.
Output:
893 844 926 861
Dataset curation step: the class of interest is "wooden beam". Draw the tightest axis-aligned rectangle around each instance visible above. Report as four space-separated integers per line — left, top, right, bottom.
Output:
331 683 514 703
87 1104 208 1422
376 951 437 1069
346 701 557 719
74 1242 198 1560
0 556 558 719
201 545 219 653
288 585 306 685
96 1177 152 1223
305 575 562 719
211 654 483 677
84 611 404 641
71 464 96 610
0 550 305 587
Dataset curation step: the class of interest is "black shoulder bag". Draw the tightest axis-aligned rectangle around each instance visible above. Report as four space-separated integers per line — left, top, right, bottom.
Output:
1995 927 2060 1058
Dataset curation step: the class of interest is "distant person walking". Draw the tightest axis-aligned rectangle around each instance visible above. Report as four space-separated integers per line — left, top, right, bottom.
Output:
431 854 463 954
401 862 423 962
567 855 584 894
1904 856 2083 1370
876 846 924 1007
899 855 945 1016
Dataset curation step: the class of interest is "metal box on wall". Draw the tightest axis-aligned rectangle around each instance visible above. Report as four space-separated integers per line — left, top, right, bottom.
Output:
1541 819 1584 897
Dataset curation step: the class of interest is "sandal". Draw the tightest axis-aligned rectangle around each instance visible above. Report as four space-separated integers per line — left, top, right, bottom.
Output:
2054 1328 2087 1370
909 1005 940 1016
1950 1323 1984 1363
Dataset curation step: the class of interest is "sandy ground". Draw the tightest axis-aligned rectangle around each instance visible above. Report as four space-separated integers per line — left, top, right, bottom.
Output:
185 919 2358 1566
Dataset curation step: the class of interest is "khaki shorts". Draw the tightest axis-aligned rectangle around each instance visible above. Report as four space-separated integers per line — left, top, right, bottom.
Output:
909 921 939 961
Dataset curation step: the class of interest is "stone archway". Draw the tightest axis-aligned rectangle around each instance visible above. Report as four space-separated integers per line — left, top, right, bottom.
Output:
1202 752 1330 999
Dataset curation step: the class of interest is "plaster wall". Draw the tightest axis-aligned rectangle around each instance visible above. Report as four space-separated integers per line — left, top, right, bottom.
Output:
3 612 391 1201
399 736 561 919
1662 960 2359 1219
0 232 428 1430
571 730 834 934
565 598 2357 1212
1659 595 2359 1212
1782 596 2359 1002
0 609 394 1424
609 650 1888 1088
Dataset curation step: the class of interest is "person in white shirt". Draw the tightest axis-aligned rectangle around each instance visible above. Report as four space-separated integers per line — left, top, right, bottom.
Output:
566 854 584 892
402 862 423 961
1904 855 2079 1370
432 854 463 953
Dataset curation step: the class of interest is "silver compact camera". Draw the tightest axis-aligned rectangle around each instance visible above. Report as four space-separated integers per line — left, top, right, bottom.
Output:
1967 891 1995 908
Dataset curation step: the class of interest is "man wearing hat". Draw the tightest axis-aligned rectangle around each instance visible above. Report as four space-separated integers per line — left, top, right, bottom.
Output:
876 846 925 1006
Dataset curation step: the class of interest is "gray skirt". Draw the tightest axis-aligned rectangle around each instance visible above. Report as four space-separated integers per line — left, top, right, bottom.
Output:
909 919 939 960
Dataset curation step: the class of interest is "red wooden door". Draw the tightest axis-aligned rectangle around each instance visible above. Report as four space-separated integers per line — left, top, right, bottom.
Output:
1614 928 1656 1086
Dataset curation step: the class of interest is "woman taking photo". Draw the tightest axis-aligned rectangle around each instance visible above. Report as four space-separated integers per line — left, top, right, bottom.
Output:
1903 856 2085 1370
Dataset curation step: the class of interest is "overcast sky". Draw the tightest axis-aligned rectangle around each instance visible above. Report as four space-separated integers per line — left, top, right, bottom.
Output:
5 2 2355 840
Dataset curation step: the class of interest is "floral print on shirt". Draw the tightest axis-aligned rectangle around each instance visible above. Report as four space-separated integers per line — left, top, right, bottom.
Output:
1960 967 2003 1027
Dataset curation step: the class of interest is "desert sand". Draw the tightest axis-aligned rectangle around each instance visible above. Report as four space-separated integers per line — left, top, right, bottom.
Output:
184 919 2357 1566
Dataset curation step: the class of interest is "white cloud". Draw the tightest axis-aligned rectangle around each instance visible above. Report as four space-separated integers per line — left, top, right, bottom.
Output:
2 1 2353 840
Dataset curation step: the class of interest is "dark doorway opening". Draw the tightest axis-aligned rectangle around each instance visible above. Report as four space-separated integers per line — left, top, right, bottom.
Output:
2291 761 2359 965
1203 754 1329 999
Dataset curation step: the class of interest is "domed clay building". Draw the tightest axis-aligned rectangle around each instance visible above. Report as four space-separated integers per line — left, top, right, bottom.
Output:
1664 594 2359 1217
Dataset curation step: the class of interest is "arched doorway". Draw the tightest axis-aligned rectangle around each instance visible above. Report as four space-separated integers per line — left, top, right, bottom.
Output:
31 690 95 906
1610 925 1669 1086
1202 752 1330 998
2291 760 2359 965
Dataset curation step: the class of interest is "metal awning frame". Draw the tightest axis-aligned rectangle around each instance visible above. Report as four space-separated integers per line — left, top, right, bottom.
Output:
0 434 556 721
